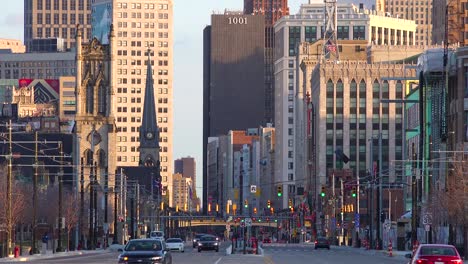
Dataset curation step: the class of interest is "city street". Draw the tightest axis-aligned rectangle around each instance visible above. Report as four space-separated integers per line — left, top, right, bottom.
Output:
262 244 406 264
7 242 418 264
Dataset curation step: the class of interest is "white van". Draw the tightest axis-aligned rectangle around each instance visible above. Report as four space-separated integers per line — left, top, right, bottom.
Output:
150 230 165 241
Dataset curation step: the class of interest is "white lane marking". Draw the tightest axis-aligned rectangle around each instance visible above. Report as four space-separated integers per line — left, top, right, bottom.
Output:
214 256 222 264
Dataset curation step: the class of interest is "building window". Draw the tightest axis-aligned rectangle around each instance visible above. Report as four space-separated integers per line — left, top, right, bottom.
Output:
353 26 365 40
305 26 317 42
288 26 301 56
337 26 349 40
62 0 68 10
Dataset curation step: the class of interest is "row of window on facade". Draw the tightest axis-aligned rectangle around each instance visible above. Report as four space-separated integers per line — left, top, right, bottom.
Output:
36 27 88 40
117 135 169 143
1 61 73 68
117 155 169 165
117 30 169 39
116 40 169 48
1 69 74 79
117 50 169 58
117 145 169 153
36 0 89 11
116 12 169 20
116 87 170 95
117 22 169 29
36 13 90 25
116 2 169 10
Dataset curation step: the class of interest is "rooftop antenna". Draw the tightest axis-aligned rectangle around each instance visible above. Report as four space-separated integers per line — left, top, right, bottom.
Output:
322 0 339 62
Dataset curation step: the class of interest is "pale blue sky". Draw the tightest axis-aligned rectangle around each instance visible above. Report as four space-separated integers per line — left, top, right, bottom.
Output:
0 0 305 196
2 0 375 196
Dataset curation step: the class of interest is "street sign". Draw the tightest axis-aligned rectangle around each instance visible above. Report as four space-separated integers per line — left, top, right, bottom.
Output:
250 185 257 193
423 213 432 225
425 224 430 232
245 217 252 227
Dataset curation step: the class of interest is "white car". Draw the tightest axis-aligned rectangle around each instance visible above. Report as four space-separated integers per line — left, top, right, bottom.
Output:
165 238 185 252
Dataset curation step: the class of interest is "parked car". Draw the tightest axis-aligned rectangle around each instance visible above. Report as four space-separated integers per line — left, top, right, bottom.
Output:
118 238 172 264
263 237 271 243
192 233 208 248
197 235 219 252
165 238 185 252
314 237 330 250
405 244 463 264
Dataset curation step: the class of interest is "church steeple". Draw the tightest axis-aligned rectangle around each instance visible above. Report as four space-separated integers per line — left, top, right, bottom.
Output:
139 50 160 167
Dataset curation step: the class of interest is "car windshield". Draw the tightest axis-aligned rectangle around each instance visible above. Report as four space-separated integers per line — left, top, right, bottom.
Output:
201 236 216 241
151 231 163 237
195 234 206 239
317 237 327 242
166 238 182 243
125 240 162 251
420 246 457 256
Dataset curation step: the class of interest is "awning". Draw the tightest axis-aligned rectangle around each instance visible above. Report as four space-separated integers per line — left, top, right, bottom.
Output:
399 210 412 220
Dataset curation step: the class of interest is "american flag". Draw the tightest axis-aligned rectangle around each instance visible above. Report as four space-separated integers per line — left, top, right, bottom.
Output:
326 43 337 52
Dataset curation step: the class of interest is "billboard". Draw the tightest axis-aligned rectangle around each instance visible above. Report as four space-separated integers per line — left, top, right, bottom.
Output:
92 1 112 44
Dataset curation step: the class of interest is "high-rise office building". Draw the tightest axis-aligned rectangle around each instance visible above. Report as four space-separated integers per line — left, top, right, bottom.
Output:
243 0 289 124
174 157 197 205
273 2 417 207
203 12 265 213
24 0 92 51
383 0 432 46
92 0 174 205
432 0 468 46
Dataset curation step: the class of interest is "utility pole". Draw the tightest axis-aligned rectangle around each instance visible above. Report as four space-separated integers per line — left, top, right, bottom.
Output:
377 133 383 249
112 168 119 244
57 142 64 252
89 160 94 249
6 120 13 256
32 130 39 254
104 166 108 248
93 162 98 247
369 139 374 249
80 158 84 248
340 179 344 245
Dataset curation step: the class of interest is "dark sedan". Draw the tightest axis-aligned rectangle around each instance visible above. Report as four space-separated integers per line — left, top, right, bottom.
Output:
192 233 208 248
197 235 220 252
314 237 330 250
118 239 172 264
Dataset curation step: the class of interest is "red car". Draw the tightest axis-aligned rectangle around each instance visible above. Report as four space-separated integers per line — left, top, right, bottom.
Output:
406 244 463 264
262 237 271 243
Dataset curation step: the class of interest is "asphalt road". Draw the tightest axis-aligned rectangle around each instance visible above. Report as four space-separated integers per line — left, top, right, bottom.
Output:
11 243 411 264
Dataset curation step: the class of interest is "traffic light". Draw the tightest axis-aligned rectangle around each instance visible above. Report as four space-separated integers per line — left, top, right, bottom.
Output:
253 207 257 214
270 207 274 214
351 186 357 198
267 200 271 209
288 199 293 209
380 211 386 223
320 186 326 197
244 199 248 208
277 185 283 197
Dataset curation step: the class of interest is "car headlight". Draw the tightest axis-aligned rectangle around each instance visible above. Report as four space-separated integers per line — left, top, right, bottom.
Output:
118 256 129 262
214 242 218 246
198 243 202 246
193 239 196 242
150 256 162 261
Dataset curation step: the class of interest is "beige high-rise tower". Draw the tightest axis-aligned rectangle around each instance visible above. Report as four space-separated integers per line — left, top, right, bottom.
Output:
384 0 432 46
24 0 92 51
92 0 174 205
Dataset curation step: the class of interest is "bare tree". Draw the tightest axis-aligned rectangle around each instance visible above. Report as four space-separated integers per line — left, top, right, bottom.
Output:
63 192 79 251
0 168 29 244
444 149 468 258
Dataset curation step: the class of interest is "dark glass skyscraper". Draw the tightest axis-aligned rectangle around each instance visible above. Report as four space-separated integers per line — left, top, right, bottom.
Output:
244 0 289 123
202 13 265 213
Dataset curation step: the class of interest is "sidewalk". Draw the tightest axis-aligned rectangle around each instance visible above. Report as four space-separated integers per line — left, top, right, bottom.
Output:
0 249 110 262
